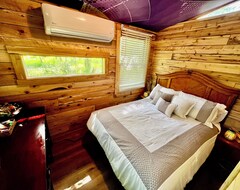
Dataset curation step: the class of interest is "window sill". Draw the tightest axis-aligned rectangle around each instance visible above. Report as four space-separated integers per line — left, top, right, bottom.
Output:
114 87 144 97
17 75 110 86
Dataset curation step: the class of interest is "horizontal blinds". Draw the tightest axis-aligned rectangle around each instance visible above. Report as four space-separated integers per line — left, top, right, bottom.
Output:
119 30 150 92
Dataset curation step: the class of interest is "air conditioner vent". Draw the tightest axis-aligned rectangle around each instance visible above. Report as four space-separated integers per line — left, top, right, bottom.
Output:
42 3 115 43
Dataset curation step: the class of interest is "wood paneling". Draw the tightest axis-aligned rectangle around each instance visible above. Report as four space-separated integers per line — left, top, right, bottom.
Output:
0 0 144 178
0 62 14 75
152 12 240 131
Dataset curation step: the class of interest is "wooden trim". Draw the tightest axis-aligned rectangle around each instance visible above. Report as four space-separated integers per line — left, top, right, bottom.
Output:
16 75 111 86
9 51 110 85
156 70 240 111
6 46 110 57
114 23 152 97
115 24 121 95
144 38 153 91
122 24 157 40
104 56 109 77
10 54 26 79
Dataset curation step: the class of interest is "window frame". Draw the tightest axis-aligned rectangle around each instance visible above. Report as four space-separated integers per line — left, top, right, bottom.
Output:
115 25 152 95
9 50 109 85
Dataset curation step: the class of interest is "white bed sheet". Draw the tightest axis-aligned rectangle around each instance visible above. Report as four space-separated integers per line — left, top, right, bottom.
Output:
87 99 219 190
109 99 201 153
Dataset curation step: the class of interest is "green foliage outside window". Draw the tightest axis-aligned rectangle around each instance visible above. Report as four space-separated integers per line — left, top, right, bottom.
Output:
21 55 105 78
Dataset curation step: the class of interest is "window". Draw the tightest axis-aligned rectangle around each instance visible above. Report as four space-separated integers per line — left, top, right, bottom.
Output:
118 27 151 92
21 55 105 79
198 1 240 20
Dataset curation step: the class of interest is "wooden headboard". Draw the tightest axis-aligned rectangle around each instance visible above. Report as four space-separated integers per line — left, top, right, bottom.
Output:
156 70 240 111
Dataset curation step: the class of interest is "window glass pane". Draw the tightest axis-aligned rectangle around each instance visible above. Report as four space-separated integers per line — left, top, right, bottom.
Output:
21 55 105 78
198 1 240 20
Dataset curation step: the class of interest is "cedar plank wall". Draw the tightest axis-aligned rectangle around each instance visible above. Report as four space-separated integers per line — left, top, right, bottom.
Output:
0 0 145 180
152 12 240 131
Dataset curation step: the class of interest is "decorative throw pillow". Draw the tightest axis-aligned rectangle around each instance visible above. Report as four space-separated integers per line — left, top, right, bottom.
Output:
149 84 180 99
179 91 207 119
171 96 195 118
179 91 227 127
195 100 217 123
159 91 174 102
151 91 174 105
156 97 177 117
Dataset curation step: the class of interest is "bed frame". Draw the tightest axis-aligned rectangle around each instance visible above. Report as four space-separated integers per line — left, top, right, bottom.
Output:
156 70 240 111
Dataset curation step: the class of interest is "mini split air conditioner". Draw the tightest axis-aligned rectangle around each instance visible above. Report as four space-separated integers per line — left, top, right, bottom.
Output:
41 3 115 42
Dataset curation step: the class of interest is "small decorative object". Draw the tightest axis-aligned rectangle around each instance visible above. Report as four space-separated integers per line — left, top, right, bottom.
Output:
0 103 22 137
0 118 16 137
224 129 237 141
0 103 22 121
143 91 149 97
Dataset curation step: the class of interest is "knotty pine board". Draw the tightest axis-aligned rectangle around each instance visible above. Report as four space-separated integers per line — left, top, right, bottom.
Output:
0 0 145 167
152 12 240 130
154 45 240 55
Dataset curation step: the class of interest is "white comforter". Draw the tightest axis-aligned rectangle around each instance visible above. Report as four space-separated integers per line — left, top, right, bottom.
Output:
87 99 219 190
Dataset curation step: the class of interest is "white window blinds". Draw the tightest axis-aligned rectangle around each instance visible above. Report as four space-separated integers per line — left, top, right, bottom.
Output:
119 28 151 92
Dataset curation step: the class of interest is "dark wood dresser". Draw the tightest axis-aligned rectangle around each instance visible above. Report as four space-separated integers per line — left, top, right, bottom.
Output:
0 108 52 190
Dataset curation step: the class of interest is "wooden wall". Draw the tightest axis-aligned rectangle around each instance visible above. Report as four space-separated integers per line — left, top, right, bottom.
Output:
0 0 145 180
152 12 240 131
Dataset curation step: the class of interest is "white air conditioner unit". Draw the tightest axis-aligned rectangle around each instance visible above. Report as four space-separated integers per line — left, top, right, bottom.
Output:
41 3 115 43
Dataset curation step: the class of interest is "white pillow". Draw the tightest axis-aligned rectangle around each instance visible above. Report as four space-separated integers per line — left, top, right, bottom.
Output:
156 97 177 117
149 84 179 100
179 91 207 118
171 96 195 118
149 84 161 99
213 109 228 123
151 90 162 105
160 86 180 95
151 90 175 105
206 104 228 128
179 91 227 128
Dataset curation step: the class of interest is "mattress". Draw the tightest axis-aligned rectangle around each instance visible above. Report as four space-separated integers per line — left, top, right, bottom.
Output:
87 99 219 190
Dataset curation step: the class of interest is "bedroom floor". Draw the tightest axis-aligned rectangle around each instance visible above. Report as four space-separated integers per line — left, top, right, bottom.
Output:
52 132 230 190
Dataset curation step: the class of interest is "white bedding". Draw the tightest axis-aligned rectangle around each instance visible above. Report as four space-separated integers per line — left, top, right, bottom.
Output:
87 99 219 190
109 99 201 153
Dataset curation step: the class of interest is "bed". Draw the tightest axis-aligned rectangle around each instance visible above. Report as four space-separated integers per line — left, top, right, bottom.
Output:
87 71 239 190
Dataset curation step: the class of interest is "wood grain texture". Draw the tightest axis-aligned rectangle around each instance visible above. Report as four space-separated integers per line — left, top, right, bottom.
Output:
152 12 240 130
51 132 125 189
0 0 145 172
156 71 240 111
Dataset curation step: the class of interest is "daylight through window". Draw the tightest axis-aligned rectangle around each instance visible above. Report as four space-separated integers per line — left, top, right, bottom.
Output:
21 55 105 78
198 1 240 20
119 28 151 92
